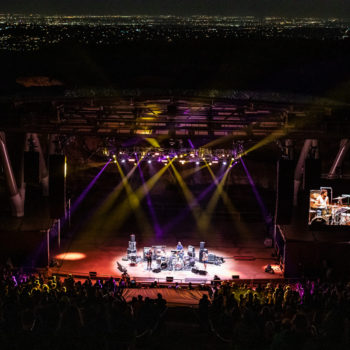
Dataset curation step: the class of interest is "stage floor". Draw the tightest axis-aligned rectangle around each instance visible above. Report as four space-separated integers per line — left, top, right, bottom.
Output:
51 233 282 282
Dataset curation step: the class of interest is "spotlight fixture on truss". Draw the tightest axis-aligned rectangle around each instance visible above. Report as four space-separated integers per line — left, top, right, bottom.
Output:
102 144 246 165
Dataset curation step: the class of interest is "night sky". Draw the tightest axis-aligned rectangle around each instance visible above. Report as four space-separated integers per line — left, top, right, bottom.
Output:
0 0 349 17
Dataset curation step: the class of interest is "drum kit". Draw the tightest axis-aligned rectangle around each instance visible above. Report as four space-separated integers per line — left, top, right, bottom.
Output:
157 250 192 271
125 236 225 272
142 245 202 271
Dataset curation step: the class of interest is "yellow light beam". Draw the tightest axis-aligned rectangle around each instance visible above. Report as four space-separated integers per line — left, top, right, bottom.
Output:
145 138 160 148
104 158 175 231
240 127 288 158
199 160 233 231
85 162 139 232
202 134 235 149
204 160 251 235
169 162 205 232
115 159 154 234
180 164 207 178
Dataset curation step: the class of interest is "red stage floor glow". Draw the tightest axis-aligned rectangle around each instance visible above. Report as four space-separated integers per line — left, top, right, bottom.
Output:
55 252 87 261
52 238 283 282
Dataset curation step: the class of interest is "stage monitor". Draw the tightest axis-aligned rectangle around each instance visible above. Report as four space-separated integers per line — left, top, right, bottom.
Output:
309 187 350 226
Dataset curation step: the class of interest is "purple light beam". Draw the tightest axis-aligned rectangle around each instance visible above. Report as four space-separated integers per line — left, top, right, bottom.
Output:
135 155 162 237
188 139 195 149
161 168 228 234
240 158 269 223
70 160 111 215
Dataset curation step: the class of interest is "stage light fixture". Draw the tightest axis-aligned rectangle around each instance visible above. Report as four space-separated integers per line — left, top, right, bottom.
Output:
223 161 227 165
196 161 200 165
148 160 152 164
121 159 126 163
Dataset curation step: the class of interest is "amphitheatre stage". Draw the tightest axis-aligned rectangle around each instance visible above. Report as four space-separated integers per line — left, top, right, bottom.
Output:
50 229 283 282
0 95 350 283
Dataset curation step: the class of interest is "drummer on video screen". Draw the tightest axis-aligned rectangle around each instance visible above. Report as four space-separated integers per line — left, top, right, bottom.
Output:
315 190 329 209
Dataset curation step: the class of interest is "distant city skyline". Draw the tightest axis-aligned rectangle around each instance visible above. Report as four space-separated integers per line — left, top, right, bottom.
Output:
0 0 350 18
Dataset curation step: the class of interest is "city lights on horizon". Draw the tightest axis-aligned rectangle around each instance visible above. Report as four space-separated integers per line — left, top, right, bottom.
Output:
0 14 348 52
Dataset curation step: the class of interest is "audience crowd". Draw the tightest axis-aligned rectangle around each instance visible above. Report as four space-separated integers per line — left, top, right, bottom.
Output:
1 261 350 349
0 264 166 349
200 280 350 350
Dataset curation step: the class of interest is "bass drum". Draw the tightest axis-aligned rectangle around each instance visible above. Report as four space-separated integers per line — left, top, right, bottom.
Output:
310 216 327 225
183 256 190 265
184 256 195 267
174 259 184 271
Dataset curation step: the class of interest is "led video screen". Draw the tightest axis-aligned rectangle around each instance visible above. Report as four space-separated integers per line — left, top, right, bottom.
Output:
309 187 350 226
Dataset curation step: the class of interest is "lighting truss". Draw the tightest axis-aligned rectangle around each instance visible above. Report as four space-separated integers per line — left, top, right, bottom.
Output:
106 145 245 165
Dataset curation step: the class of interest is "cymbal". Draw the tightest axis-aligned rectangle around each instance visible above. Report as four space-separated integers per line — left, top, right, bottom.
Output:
334 196 345 200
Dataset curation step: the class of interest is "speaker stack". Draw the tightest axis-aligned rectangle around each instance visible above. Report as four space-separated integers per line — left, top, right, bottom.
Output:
304 159 321 191
49 154 66 218
275 159 294 224
127 234 137 260
24 151 40 184
187 245 195 257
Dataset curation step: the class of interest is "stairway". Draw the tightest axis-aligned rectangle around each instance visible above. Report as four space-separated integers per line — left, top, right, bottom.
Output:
136 307 230 350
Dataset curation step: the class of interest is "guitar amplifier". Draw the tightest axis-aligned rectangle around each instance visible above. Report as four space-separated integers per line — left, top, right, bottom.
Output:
208 253 216 262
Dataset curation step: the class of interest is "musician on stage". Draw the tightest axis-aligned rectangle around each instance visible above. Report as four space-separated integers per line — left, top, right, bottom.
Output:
176 241 184 259
202 251 208 270
176 241 183 251
146 250 152 270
